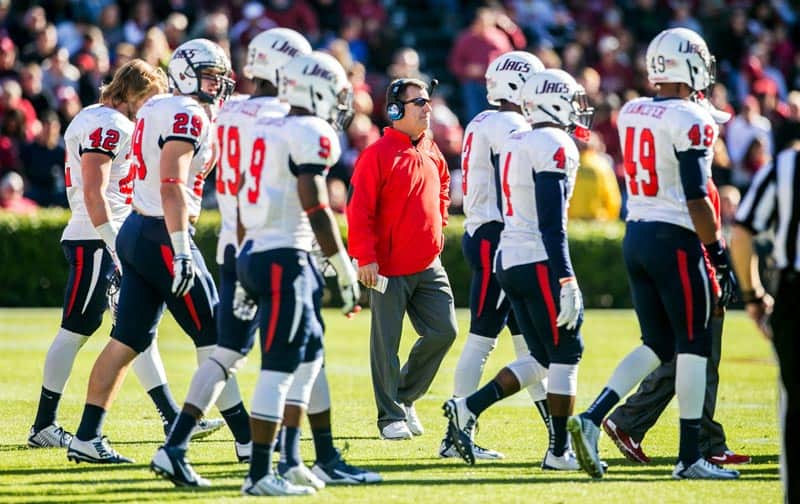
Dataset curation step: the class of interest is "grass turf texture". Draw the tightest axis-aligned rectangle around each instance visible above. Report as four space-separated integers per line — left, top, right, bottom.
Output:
0 308 781 503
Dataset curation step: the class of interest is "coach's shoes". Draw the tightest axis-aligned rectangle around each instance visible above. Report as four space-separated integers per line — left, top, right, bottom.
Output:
235 440 252 462
241 474 316 496
439 435 504 460
404 404 424 436
380 421 413 440
151 446 210 487
28 423 73 448
602 418 650 464
567 414 604 479
672 458 740 479
442 398 477 465
190 417 225 441
67 435 133 464
541 449 580 470
279 462 326 490
311 449 382 484
707 450 751 465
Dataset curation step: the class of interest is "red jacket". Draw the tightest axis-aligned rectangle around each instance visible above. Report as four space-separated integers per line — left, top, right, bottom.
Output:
347 127 450 276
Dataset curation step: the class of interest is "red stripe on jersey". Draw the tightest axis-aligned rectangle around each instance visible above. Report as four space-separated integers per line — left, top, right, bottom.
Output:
264 263 283 352
677 249 694 342
66 246 84 317
476 239 491 317
536 263 559 346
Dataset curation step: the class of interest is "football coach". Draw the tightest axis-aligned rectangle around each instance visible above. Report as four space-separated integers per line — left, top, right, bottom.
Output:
346 77 458 440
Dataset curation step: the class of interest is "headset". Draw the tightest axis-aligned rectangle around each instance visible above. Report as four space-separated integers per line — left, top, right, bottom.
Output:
386 78 438 121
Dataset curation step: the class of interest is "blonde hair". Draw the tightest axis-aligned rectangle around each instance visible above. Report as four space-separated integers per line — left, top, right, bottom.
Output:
100 59 167 107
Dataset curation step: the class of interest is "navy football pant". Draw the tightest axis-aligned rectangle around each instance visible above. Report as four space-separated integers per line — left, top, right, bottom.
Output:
60 240 115 336
217 244 258 355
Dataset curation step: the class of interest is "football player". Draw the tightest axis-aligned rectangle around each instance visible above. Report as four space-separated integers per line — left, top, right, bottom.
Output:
27 60 226 449
65 39 235 464
567 28 740 480
235 51 367 496
445 69 592 470
441 50 550 461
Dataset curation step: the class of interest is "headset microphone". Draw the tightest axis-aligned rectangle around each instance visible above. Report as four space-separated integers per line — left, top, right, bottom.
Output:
429 78 439 95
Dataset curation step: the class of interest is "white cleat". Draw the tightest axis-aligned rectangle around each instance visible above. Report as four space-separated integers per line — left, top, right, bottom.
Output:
442 398 477 465
567 415 604 479
672 458 740 479
310 450 382 484
541 449 580 471
67 435 133 464
241 474 316 496
150 446 210 487
28 423 73 448
380 421 413 440
439 436 504 460
235 440 252 463
404 404 424 436
279 463 326 490
190 417 225 441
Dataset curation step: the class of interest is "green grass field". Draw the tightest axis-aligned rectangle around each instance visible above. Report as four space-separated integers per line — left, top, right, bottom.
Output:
0 308 782 503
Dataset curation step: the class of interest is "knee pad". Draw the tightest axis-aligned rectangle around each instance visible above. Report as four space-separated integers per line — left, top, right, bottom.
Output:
507 354 548 389
131 339 168 391
548 363 579 396
209 346 248 378
286 358 323 409
307 366 331 415
195 345 214 366
251 370 293 423
184 347 247 414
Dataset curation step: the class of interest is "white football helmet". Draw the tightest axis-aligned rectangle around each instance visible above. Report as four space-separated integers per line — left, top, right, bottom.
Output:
278 51 353 130
243 28 312 86
520 69 594 141
646 28 715 93
485 51 545 106
167 38 234 104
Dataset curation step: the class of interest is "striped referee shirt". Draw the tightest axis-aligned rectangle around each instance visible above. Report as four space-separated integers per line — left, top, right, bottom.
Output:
735 146 800 272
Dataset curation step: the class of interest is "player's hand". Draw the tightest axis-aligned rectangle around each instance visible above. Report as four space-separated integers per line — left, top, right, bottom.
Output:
171 254 195 297
109 249 123 272
706 240 737 308
744 291 774 340
106 268 121 325
233 281 257 321
329 251 362 317
358 262 379 288
556 278 583 331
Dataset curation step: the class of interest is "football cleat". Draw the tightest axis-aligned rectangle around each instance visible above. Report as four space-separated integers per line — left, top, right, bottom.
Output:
442 398 476 465
380 421 413 440
439 435 504 460
151 446 210 487
311 450 382 484
541 449 580 471
567 414 604 479
235 440 252 463
278 462 326 490
404 404 424 436
673 458 740 479
706 450 751 465
603 418 650 464
28 423 73 448
190 417 225 441
67 435 133 464
241 474 316 496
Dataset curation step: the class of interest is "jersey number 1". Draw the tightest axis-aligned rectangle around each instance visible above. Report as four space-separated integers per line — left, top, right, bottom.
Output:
623 127 658 197
216 125 241 196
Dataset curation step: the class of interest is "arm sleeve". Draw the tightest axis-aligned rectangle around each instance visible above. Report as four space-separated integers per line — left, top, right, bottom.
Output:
734 160 778 233
346 146 381 264
535 171 575 280
677 149 710 200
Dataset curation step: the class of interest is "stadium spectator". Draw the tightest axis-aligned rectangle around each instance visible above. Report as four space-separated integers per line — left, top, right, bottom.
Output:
123 2 155 47
97 4 125 50
569 135 622 221
774 91 800 154
20 110 66 208
0 36 19 81
264 0 320 44
594 35 634 96
21 22 58 65
0 171 37 214
41 49 81 101
0 80 36 141
230 2 277 49
726 96 772 187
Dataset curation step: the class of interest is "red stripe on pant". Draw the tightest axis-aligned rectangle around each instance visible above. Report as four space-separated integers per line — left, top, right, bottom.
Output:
676 249 694 342
160 244 202 331
264 263 283 352
476 239 491 317
65 246 84 317
535 263 559 346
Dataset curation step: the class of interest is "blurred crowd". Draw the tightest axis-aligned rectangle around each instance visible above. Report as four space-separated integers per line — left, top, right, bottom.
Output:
0 0 798 222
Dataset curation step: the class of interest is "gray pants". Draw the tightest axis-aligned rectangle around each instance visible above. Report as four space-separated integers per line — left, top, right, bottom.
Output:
607 315 728 456
370 258 458 428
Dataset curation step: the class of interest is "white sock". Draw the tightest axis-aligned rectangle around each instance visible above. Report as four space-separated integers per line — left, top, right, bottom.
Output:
453 333 497 397
676 353 707 419
512 333 547 402
131 340 168 391
42 328 88 393
606 344 661 397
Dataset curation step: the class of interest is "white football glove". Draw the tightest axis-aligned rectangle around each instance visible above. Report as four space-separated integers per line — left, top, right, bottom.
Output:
171 254 195 297
328 251 361 317
556 278 583 331
106 268 121 325
232 281 257 321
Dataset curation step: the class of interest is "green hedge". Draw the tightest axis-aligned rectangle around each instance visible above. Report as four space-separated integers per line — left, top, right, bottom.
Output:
0 210 631 308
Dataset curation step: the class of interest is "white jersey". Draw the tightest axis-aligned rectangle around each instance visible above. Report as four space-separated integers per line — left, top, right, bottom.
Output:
239 115 341 253
214 95 289 264
130 94 213 218
462 109 531 235
618 97 718 231
497 127 579 270
61 104 134 241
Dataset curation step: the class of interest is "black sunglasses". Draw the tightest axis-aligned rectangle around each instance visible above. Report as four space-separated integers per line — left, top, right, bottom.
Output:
401 97 431 107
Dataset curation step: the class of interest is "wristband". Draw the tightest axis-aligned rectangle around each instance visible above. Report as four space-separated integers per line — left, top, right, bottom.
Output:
95 222 118 252
327 250 357 284
559 276 576 286
304 203 329 216
169 230 192 257
740 289 763 304
704 239 728 267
